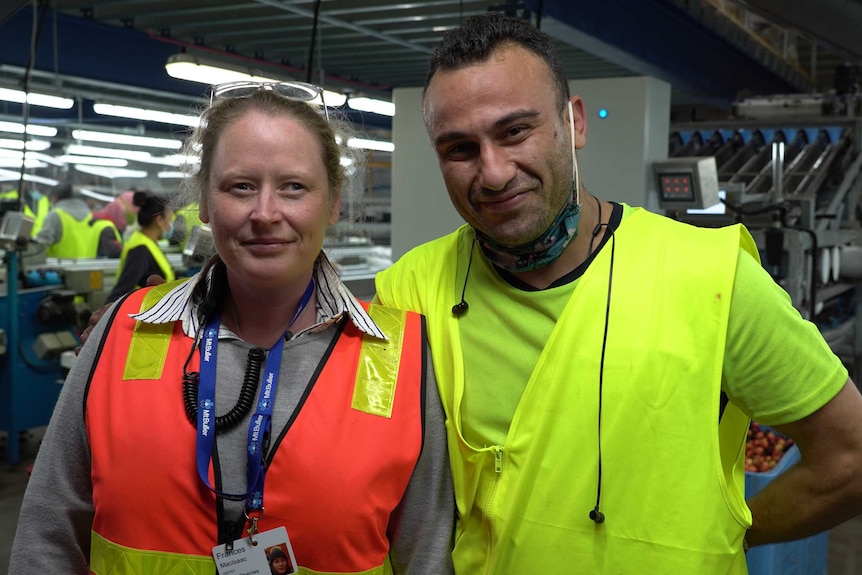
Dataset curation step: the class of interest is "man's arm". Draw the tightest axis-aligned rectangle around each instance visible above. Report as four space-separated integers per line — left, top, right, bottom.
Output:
745 378 862 547
34 211 60 246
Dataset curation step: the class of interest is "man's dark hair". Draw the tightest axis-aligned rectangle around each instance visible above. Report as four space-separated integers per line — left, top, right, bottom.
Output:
423 13 570 110
51 182 73 201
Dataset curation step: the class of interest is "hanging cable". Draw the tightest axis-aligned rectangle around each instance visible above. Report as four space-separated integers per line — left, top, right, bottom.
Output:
305 0 323 84
17 1 48 209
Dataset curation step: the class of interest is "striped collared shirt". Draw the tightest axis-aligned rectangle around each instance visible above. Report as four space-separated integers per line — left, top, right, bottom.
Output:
130 251 386 341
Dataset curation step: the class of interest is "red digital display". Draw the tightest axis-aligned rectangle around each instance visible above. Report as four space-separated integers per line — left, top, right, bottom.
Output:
659 173 695 201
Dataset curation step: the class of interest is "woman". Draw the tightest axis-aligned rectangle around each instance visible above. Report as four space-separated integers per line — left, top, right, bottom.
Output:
9 85 454 574
105 190 175 302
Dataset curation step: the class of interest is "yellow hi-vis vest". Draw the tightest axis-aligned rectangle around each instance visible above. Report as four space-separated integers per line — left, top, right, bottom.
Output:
116 230 175 286
90 219 122 257
375 207 756 574
48 209 94 258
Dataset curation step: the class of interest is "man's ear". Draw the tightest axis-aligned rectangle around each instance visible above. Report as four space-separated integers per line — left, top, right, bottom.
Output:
567 95 587 149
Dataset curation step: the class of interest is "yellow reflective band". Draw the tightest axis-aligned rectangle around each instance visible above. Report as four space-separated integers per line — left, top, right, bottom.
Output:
352 304 406 418
90 531 213 575
91 531 392 575
122 279 187 381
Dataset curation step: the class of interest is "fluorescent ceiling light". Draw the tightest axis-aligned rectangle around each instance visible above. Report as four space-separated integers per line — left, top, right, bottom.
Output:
158 171 188 178
72 129 182 149
0 169 58 185
0 121 58 137
339 156 354 166
135 153 197 167
66 144 153 161
347 137 395 153
59 155 129 167
74 165 149 179
26 152 66 167
0 138 51 151
165 53 347 107
0 158 46 169
0 87 74 109
78 188 116 203
94 103 201 128
166 54 275 85
0 149 66 167
347 97 395 117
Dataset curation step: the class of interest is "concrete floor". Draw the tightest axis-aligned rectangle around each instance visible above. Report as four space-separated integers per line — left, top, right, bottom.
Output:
1 428 861 574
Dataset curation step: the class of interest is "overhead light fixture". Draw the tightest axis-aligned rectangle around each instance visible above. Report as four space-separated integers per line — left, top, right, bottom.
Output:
347 97 395 117
0 158 46 169
0 138 51 151
0 121 58 137
136 153 195 167
158 171 188 178
347 137 395 153
0 149 66 167
78 188 116 203
71 129 182 150
0 87 74 109
66 144 153 161
94 103 201 128
0 169 59 185
26 152 66 166
73 165 149 179
59 155 129 167
165 53 347 107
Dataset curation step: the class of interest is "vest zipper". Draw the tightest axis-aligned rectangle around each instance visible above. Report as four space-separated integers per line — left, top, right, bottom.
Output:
483 446 504 574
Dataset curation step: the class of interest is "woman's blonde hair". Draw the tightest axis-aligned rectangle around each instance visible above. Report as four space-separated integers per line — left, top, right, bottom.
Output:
176 89 359 209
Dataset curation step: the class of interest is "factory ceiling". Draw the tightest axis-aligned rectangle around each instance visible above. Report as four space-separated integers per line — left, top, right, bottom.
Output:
0 0 858 190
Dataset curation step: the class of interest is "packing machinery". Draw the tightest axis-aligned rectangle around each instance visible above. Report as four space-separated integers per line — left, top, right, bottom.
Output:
654 95 862 377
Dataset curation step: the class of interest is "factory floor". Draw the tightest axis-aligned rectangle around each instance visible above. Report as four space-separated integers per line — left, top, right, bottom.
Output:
1 429 861 574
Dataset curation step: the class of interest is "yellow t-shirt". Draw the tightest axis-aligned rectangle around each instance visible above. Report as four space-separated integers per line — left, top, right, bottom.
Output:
459 204 847 447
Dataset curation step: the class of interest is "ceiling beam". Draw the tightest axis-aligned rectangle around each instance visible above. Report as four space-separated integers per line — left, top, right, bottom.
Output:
737 0 862 60
529 0 803 104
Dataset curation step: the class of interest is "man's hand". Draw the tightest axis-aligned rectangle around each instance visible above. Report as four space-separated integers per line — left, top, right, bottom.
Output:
75 274 168 354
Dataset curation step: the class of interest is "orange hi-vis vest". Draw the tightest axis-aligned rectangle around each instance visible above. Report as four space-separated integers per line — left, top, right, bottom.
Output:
85 283 426 575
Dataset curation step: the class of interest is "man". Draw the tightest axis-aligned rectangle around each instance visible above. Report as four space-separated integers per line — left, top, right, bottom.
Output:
374 13 862 574
34 182 98 258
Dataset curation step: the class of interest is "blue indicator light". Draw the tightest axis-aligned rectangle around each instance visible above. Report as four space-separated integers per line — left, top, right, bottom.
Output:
598 108 609 119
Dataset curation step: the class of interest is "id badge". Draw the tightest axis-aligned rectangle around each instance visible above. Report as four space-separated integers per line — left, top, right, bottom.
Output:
212 526 298 575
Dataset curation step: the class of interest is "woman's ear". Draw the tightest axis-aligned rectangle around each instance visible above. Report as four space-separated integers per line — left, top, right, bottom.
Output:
199 196 209 224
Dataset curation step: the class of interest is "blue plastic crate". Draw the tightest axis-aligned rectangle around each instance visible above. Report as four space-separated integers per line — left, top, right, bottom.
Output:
744 431 828 575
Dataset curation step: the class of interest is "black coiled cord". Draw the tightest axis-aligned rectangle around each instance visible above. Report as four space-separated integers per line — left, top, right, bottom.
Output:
183 346 267 432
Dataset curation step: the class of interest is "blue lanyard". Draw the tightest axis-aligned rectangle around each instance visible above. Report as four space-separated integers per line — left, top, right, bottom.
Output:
195 279 315 514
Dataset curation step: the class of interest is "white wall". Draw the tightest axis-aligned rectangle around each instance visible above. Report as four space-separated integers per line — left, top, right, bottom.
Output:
572 76 670 211
390 87 463 261
390 77 671 259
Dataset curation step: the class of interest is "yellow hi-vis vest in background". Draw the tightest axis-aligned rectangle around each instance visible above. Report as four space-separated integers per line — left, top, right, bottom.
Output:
375 207 756 574
116 230 175 286
47 209 94 258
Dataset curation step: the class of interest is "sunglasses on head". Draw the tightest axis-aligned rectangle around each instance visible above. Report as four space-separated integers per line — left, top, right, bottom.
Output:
209 81 329 121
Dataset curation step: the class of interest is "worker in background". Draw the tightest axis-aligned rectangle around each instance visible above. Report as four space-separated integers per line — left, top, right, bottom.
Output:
374 13 862 573
34 182 95 258
0 184 51 236
88 216 122 258
105 190 175 303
